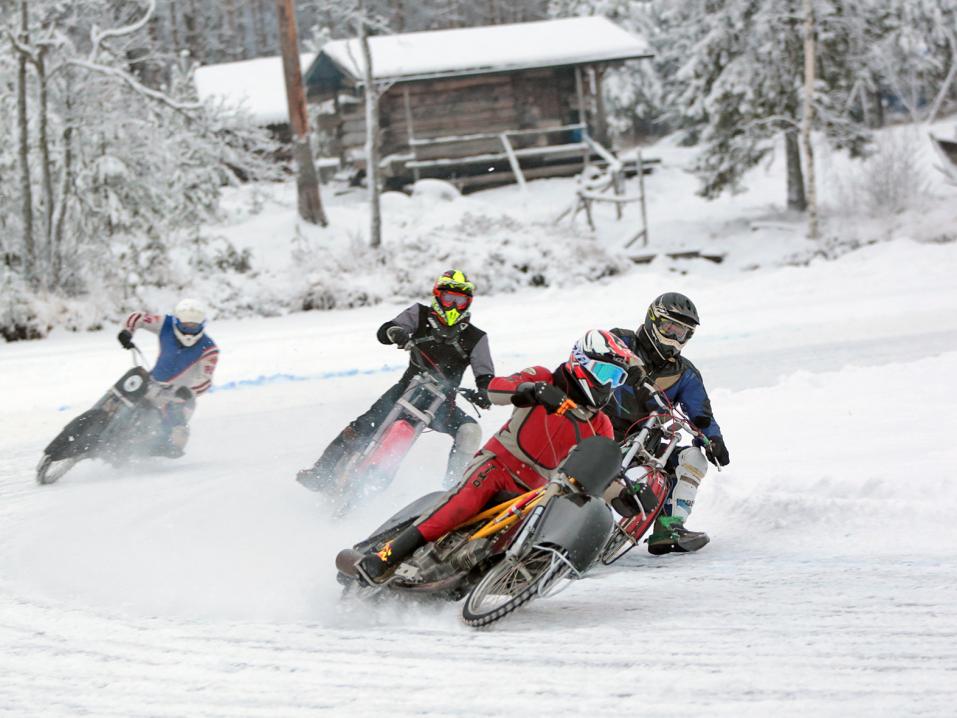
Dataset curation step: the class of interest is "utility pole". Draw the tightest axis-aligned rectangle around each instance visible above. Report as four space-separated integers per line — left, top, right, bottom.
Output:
801 0 819 240
275 0 327 226
356 0 381 248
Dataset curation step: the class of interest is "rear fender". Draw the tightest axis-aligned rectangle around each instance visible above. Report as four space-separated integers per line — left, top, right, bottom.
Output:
529 494 614 573
357 490 448 551
44 409 111 459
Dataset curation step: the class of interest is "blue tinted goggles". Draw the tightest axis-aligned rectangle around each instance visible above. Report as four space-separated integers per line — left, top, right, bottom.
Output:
175 318 205 335
585 359 627 388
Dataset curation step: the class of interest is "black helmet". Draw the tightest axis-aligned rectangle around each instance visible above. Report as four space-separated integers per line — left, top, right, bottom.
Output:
642 292 699 360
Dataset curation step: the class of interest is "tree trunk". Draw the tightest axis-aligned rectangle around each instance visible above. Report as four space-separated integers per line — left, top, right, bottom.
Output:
785 129 806 211
275 0 327 226
51 69 75 290
357 0 382 248
390 0 405 32
16 0 36 285
35 48 56 288
801 0 819 240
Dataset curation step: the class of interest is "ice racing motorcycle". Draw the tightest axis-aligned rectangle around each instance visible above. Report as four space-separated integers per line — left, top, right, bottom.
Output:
336 434 622 627
36 345 186 485
298 346 486 515
599 380 720 564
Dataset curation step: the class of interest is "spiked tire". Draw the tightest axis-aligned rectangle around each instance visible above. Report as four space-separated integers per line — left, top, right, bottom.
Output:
461 548 569 628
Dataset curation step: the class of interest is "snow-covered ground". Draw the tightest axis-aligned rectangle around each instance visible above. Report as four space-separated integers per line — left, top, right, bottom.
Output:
2 234 956 715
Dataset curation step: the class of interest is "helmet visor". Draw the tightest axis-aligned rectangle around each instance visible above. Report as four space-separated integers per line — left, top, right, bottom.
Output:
657 317 694 342
583 359 628 388
437 290 471 310
175 319 205 335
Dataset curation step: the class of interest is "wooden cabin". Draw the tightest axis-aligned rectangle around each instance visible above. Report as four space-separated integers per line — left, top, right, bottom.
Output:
303 17 651 191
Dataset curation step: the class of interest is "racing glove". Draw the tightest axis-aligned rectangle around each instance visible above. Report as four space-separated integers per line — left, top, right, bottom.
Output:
705 435 730 466
385 325 411 348
511 382 568 414
117 329 134 350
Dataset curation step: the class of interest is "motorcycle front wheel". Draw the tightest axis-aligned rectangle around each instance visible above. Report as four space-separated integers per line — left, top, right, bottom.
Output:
36 453 78 485
461 547 570 628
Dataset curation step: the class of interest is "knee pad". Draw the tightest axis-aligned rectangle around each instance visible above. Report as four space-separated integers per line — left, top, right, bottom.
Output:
670 447 708 520
452 422 482 455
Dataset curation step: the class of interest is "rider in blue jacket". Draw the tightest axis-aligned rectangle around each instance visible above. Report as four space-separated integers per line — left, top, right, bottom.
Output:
609 292 730 555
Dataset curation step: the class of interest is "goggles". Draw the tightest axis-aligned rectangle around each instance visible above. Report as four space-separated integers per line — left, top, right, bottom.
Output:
175 319 205 335
436 290 471 309
656 317 694 342
582 358 628 388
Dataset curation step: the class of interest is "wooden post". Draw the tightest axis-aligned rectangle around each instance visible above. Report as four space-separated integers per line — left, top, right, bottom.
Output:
801 0 818 240
574 66 589 171
275 0 327 226
637 151 648 246
403 85 419 182
500 133 527 192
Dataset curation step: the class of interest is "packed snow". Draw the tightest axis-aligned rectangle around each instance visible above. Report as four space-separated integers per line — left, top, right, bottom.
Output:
2 231 956 715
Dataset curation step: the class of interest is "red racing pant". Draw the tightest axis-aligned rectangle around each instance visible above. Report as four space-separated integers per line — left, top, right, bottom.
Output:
416 455 546 542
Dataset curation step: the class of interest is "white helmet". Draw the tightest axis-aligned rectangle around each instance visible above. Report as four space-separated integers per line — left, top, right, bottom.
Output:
172 298 207 347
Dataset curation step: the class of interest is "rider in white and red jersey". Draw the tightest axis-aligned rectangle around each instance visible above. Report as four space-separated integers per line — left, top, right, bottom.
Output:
117 298 218 456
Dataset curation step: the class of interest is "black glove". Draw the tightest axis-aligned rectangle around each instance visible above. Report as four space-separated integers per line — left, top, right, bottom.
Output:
174 386 194 402
117 329 134 350
461 388 491 410
626 364 646 387
386 325 411 347
705 435 730 466
511 382 568 414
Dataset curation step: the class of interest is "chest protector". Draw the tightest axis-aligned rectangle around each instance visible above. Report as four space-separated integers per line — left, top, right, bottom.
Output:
152 315 216 383
401 305 484 388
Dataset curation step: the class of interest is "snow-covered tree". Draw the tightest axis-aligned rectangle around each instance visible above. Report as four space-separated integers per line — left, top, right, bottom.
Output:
1 0 281 339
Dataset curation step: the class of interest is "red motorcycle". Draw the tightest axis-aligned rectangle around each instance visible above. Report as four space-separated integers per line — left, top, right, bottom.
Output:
600 381 719 564
299 346 485 515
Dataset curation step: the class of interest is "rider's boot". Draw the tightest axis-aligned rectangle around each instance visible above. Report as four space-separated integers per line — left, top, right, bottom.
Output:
443 422 482 488
297 424 360 489
647 447 710 555
355 524 426 585
647 515 710 555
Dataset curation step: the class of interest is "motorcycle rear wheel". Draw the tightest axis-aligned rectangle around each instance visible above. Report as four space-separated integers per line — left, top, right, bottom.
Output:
36 453 78 485
461 548 570 628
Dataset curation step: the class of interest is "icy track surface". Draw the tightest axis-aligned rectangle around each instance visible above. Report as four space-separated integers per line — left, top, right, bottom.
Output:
2 240 956 716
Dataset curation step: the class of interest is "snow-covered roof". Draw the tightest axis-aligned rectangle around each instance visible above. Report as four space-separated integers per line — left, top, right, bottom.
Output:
194 53 314 125
310 16 650 87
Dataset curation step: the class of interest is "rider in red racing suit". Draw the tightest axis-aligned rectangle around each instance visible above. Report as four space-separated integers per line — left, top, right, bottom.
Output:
353 329 637 585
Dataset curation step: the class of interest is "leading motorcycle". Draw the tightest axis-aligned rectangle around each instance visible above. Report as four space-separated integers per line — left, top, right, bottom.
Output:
336 432 622 628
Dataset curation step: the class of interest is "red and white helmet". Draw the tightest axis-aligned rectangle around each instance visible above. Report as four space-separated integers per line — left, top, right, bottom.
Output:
566 329 636 408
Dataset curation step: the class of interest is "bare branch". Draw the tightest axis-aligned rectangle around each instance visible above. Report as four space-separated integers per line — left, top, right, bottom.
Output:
88 0 156 62
66 58 203 114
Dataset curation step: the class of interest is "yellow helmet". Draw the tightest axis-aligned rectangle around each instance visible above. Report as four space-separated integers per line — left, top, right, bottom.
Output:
431 270 474 326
